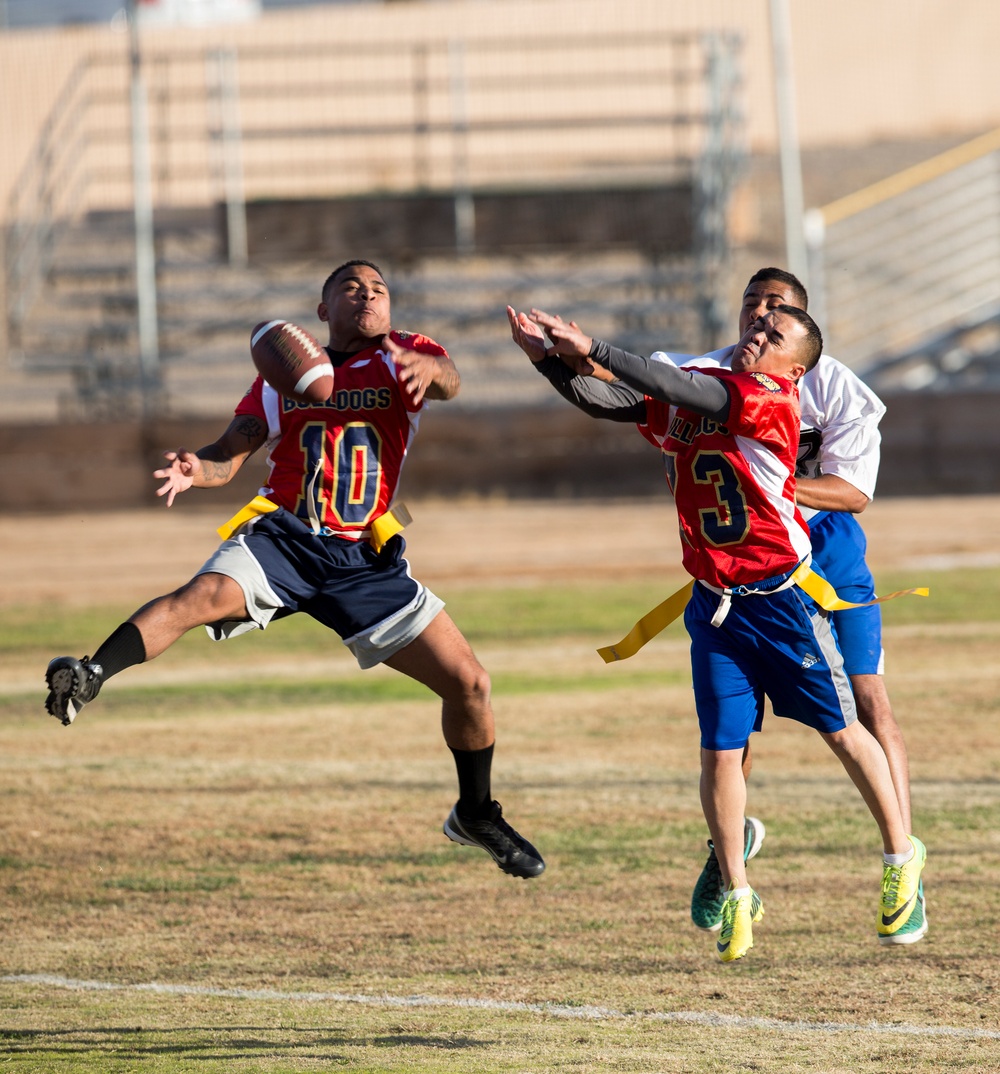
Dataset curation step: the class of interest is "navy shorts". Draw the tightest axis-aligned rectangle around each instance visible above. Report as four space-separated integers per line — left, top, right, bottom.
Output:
808 511 883 676
196 508 444 668
685 579 857 751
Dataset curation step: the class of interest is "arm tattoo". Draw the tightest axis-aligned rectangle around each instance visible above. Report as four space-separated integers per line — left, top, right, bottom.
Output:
232 415 266 442
197 457 234 483
193 414 264 485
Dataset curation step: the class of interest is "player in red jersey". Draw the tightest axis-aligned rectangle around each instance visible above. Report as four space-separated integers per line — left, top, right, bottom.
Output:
43 261 545 881
508 303 925 959
637 364 811 589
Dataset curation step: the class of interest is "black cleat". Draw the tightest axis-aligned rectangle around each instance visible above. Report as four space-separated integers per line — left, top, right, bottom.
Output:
45 656 104 726
443 800 545 879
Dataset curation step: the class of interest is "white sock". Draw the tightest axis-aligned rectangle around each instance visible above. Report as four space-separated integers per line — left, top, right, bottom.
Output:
883 843 914 867
729 885 751 900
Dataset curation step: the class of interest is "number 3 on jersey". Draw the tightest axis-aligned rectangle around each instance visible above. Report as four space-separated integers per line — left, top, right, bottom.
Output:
297 421 384 527
692 451 749 547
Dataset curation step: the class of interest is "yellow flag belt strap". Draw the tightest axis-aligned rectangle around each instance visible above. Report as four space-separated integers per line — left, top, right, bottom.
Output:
216 495 279 540
369 502 413 552
217 497 412 553
597 565 929 664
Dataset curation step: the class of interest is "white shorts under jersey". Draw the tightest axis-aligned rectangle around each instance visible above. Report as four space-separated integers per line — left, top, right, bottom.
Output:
652 348 886 522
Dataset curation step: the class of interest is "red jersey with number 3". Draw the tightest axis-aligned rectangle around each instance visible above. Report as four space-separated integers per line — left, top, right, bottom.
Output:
234 330 446 538
639 367 811 588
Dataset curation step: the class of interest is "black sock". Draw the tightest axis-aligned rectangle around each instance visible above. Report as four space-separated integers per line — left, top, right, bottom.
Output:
91 622 147 679
450 743 494 819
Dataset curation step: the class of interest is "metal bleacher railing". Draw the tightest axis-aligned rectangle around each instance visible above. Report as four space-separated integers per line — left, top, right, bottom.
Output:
805 126 1000 382
2 28 744 421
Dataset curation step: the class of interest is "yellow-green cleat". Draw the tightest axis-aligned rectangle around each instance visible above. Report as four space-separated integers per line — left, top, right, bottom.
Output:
716 883 764 963
691 817 766 932
877 836 926 941
879 879 927 946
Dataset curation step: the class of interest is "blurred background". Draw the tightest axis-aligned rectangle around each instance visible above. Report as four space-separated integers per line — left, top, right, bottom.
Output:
1 0 998 509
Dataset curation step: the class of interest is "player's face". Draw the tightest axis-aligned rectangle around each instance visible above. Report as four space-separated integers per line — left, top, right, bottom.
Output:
738 279 800 337
731 309 807 381
318 264 391 344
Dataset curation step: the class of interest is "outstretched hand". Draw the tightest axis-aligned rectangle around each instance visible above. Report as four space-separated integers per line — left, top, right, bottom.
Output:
153 449 202 507
507 305 550 364
509 305 613 380
528 308 612 379
530 308 594 358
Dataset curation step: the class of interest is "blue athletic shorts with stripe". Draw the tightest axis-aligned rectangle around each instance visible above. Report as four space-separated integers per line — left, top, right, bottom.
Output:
808 510 883 676
685 578 858 751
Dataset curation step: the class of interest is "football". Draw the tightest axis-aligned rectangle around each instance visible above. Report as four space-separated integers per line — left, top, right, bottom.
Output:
250 320 334 404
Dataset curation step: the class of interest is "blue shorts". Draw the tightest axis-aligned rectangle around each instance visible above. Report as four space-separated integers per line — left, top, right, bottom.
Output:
808 511 883 676
685 578 857 751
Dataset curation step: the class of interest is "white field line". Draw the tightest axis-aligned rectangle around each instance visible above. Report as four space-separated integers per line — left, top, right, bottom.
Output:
3 974 999 1041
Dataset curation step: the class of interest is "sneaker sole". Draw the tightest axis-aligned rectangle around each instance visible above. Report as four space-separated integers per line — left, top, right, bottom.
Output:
745 816 766 862
878 920 928 945
45 663 84 725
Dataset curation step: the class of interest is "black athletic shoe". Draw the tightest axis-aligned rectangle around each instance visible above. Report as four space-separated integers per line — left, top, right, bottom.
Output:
443 800 545 879
45 656 104 726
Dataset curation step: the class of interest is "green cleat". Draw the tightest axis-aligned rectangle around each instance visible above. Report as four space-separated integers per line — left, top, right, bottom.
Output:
716 883 764 963
877 836 927 940
691 817 766 932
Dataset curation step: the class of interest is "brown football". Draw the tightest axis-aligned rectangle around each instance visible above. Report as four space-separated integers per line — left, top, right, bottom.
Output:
250 320 334 403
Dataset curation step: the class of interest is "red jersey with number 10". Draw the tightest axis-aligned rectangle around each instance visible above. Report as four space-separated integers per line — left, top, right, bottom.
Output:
234 330 446 538
639 367 811 588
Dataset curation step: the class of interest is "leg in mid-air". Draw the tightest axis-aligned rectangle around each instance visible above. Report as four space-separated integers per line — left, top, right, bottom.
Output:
849 672 911 831
384 610 545 880
45 571 248 725
825 537 923 941
820 721 926 945
698 746 765 962
690 739 764 932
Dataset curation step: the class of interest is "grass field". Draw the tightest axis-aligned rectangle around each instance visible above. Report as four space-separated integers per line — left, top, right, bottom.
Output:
1 498 999 1072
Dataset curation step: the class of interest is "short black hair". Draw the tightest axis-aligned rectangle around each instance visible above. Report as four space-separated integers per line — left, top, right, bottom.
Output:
747 267 808 310
321 260 387 303
775 303 823 371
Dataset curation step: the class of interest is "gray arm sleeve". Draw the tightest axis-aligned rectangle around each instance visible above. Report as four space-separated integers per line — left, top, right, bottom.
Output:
589 339 731 421
532 355 648 423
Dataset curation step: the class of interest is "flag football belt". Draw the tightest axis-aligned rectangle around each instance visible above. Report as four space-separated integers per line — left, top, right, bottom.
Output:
217 495 412 553
596 558 929 664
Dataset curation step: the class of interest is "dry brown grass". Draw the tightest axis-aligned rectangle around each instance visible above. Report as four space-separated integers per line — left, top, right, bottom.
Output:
1 498 999 1071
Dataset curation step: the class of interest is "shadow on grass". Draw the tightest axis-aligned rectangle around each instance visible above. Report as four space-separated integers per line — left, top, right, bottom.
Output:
0 1024 491 1056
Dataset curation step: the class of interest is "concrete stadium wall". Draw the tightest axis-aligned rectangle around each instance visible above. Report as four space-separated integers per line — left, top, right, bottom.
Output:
2 391 996 515
2 0 999 223
240 186 695 261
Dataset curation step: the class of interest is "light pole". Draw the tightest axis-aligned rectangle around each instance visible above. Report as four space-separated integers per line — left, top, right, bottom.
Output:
768 0 808 286
127 0 160 414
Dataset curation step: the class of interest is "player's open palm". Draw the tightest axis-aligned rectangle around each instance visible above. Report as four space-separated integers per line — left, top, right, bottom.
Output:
154 449 202 507
507 305 549 363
